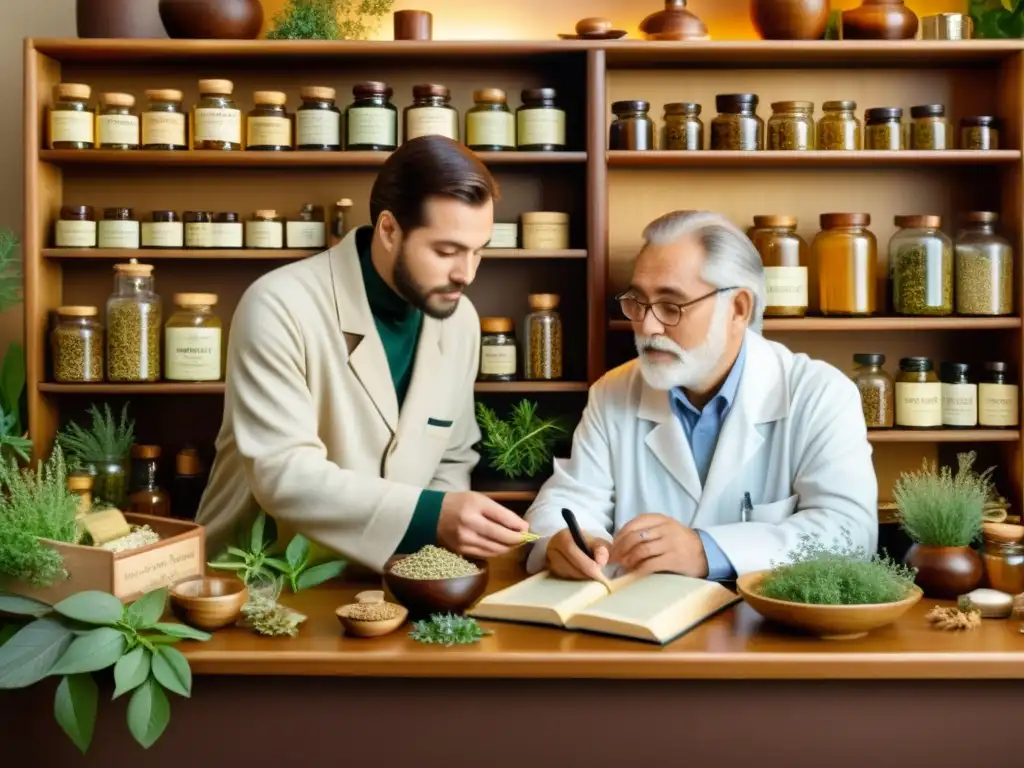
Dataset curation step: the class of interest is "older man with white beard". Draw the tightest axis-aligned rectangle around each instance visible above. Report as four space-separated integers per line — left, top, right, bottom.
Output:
523 210 878 582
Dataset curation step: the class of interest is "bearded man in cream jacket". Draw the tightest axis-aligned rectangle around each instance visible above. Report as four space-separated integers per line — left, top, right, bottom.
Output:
525 210 878 582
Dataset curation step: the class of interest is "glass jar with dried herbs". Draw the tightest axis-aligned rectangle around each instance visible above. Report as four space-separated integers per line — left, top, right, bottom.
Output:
164 293 222 382
909 104 950 150
747 215 808 317
51 306 104 383
818 101 860 151
610 100 655 151
192 79 241 150
851 353 893 429
865 107 904 150
246 91 293 151
812 213 877 315
960 116 999 150
890 214 952 316
479 317 517 382
105 261 161 382
56 403 135 511
711 93 763 151
524 294 563 380
142 89 188 150
663 102 703 150
98 92 140 150
767 101 815 151
49 83 94 149
955 211 1014 316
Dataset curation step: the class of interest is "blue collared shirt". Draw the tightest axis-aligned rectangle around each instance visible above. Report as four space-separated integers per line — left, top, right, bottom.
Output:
668 340 747 581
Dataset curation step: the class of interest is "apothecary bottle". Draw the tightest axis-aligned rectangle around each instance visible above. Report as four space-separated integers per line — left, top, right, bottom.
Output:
865 107 904 150
466 89 515 151
479 317 517 381
98 208 140 249
890 214 952 316
296 86 341 151
141 211 183 249
346 82 398 151
909 104 950 150
192 79 241 150
129 445 171 517
813 213 877 315
184 211 214 249
610 100 655 151
98 93 140 150
142 89 188 150
979 361 1019 428
711 93 762 151
51 306 104 383
961 116 999 150
767 101 814 151
49 83 94 149
165 293 222 382
212 212 243 248
818 100 860 151
851 353 893 429
940 362 977 428
55 205 96 248
247 91 292 151
286 204 327 249
106 261 161 382
663 103 703 150
246 210 285 249
524 294 563 380
517 88 566 151
334 199 353 241
404 84 459 142
747 215 808 317
955 211 1014 316
895 357 942 429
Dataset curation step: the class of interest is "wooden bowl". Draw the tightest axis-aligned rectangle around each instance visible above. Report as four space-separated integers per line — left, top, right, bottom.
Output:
382 555 489 619
737 570 923 640
336 603 409 638
169 576 248 631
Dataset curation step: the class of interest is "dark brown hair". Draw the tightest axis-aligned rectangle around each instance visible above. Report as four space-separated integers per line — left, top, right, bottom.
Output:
369 135 499 232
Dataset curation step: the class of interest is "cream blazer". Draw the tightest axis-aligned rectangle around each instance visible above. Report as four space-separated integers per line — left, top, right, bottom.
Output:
195 229 482 571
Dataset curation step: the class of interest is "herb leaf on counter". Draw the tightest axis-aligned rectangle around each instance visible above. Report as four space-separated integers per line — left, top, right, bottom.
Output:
409 613 491 646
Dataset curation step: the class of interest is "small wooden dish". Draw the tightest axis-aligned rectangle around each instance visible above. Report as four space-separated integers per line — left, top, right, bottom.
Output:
336 590 409 638
558 30 627 40
383 555 489 619
169 576 248 631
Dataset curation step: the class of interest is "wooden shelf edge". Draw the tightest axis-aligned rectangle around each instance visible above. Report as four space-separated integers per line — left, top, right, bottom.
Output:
40 150 587 167
38 382 590 395
868 430 1020 443
474 382 589 393
609 317 1023 332
481 490 538 502
607 150 1022 167
44 248 317 260
482 249 587 259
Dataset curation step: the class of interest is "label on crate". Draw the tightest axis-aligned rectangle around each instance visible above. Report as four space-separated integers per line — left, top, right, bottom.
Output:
98 114 140 146
764 266 808 309
297 110 341 146
165 327 221 381
979 383 1019 427
247 116 292 148
141 222 184 248
895 382 942 428
113 533 203 598
480 346 516 376
517 109 565 147
286 221 327 249
347 107 396 147
405 107 458 141
941 383 978 427
467 111 515 148
55 220 96 248
194 108 242 144
142 112 186 146
50 111 94 145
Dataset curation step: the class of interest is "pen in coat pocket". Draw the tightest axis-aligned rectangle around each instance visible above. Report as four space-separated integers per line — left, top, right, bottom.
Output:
741 492 753 523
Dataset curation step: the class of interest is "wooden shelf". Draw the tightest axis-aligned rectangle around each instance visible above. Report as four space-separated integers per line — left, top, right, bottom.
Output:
868 430 1019 443
44 248 317 260
481 249 587 259
608 150 1022 168
609 317 1023 332
474 382 589 393
481 490 538 502
40 382 590 396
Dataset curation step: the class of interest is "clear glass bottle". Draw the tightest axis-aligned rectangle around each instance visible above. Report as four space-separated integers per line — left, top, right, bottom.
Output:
192 79 241 150
865 107 904 150
767 101 815 151
246 210 285 249
517 88 566 151
747 215 808 317
184 211 214 249
711 93 763 151
961 116 999 150
610 100 655 151
851 353 894 429
404 84 459 142
83 457 129 511
129 444 171 517
890 214 952 316
164 293 222 382
909 104 950 150
51 306 104 383
895 357 942 428
479 317 517 381
49 83 94 149
346 82 398 151
955 211 1014 316
813 213 877 315
286 204 327 249
98 93 140 150
142 89 188 150
466 88 515 151
296 86 341 151
979 361 1019 428
818 100 861 151
141 211 183 249
55 205 97 248
106 261 161 382
171 447 207 520
663 102 703 150
940 362 977 428
212 212 243 249
98 208 140 249
247 90 293 151
524 294 563 380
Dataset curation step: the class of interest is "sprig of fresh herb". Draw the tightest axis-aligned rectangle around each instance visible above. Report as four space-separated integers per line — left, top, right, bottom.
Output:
57 403 135 464
266 0 393 40
895 451 993 547
970 0 1024 39
409 613 490 646
475 400 567 480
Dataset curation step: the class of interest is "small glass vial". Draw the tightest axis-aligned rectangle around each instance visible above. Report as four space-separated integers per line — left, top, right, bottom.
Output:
51 306 104 383
246 210 285 249
286 204 327 249
129 445 171 518
49 83 94 150
865 107 904 150
346 82 398 151
466 88 515 151
184 211 214 249
818 100 860 151
98 93 140 150
297 86 341 151
851 353 893 429
68 472 94 518
747 215 808 317
940 362 977 428
979 361 1019 428
955 211 1014 316
192 79 241 150
247 90 293 151
517 88 566 151
609 100 655 151
479 317 517 381
890 214 952 316
767 101 815 151
663 103 703 150
165 293 222 382
961 116 999 150
333 198 353 242
55 205 97 248
404 84 459 142
895 357 942 429
909 104 950 150
212 212 243 249
711 93 763 151
141 211 183 249
524 294 563 380
106 261 161 382
142 89 188 150
98 208 140 249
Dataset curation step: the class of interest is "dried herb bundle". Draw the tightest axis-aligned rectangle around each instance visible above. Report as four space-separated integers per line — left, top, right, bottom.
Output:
475 400 567 480
926 605 981 631
409 613 490 646
895 451 994 547
57 403 135 463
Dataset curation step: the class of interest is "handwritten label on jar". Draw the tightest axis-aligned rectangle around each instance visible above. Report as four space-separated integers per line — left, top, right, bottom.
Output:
297 110 341 146
764 266 808 309
517 109 565 147
98 115 139 146
286 222 327 249
55 221 97 248
246 221 284 249
979 383 1019 427
141 222 184 249
97 221 140 249
523 223 568 251
50 111 94 145
347 108 396 147
211 222 243 248
895 382 942 427
165 328 221 381
941 383 978 427
406 107 458 141
194 108 241 144
143 112 186 146
247 116 291 148
480 346 516 376
467 111 515 148
185 223 214 248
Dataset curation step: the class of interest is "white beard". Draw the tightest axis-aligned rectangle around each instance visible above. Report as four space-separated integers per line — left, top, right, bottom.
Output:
635 294 730 391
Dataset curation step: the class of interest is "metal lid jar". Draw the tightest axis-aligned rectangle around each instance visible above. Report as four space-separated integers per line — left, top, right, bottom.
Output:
812 213 877 315
517 88 566 151
711 93 762 151
954 211 1013 316
610 100 655 151
865 107 904 150
767 101 815 151
851 353 894 429
909 104 949 150
818 100 860 151
747 215 808 317
663 102 703 151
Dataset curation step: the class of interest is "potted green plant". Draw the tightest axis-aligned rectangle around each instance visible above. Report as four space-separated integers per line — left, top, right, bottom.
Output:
266 0 394 40
0 229 31 465
895 451 993 599
56 403 135 509
969 0 1024 39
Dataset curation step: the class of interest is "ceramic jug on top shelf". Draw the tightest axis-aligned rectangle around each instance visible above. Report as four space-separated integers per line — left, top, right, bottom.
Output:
750 0 831 40
841 0 919 40
639 0 709 41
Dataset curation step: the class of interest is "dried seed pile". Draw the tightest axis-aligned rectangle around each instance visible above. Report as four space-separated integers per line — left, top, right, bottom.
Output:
99 524 160 553
893 245 952 315
53 327 104 382
338 602 405 621
955 248 1013 315
856 380 893 429
527 319 562 380
107 302 161 381
389 545 480 580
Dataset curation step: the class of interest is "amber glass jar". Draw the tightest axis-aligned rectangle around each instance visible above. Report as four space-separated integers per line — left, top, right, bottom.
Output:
517 88 566 151
247 91 292 151
767 101 814 151
890 214 953 316
961 116 999 150
981 538 1024 595
129 445 171 518
98 93 139 150
297 86 341 151
610 100 655 151
813 213 877 315
818 100 860 150
851 353 894 429
192 79 241 150
49 83 94 149
711 94 762 151
955 211 1014 316
142 89 188 150
909 104 950 150
747 215 808 317
98 208 140 249
663 103 703 150
404 84 459 142
55 205 97 248
346 82 398 151
165 293 222 382
895 357 942 428
865 107 904 150
466 88 515 151
51 306 104 383
184 211 214 249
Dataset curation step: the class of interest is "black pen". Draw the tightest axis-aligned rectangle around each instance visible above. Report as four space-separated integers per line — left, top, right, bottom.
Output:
741 492 753 523
561 508 594 559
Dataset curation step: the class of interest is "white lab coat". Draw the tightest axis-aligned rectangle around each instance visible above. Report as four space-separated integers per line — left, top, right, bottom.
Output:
524 329 878 576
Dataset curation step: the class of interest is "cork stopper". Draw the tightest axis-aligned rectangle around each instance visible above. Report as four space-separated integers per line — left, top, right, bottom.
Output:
255 210 279 220
145 88 184 102
67 473 94 491
101 92 135 108
752 215 797 228
57 305 99 317
473 88 507 103
894 214 942 229
300 85 336 101
198 79 234 95
131 444 161 459
176 447 202 476
114 261 154 276
254 90 287 106
528 293 560 311
174 292 218 306
55 83 91 100
337 199 353 207
481 317 514 333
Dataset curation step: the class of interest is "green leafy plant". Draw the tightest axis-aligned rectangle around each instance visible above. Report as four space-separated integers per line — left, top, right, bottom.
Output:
757 529 917 606
409 613 490 646
894 451 994 547
266 0 393 40
57 403 135 464
970 0 1024 39
475 400 567 480
0 230 29 465
0 587 211 753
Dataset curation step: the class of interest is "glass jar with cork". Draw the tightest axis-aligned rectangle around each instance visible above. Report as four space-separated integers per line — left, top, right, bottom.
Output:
404 84 459 142
479 318 517 382
524 294 563 380
192 79 241 150
812 213 877 315
297 86 341 151
895 357 942 429
747 215 808 317
105 261 161 382
851 353 893 429
346 82 398 151
98 93 140 150
164 293 222 382
55 206 97 248
517 88 566 151
954 211 1014 316
890 214 952 317
51 306 104 383
333 199 353 242
246 210 285 249
663 103 703 151
247 91 293 151
142 89 188 150
466 89 515 151
49 83 94 149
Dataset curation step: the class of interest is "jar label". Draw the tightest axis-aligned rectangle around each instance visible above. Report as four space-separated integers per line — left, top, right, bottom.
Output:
297 110 341 146
764 266 808 308
211 222 243 248
895 382 942 427
979 382 1019 427
55 220 97 248
467 111 515 148
246 221 284 249
941 382 978 427
347 107 396 147
98 114 140 146
143 112 186 146
97 220 140 249
185 222 214 248
285 221 327 249
165 328 221 381
247 116 292 148
523 222 568 251
194 108 242 144
518 109 565 147
141 221 184 248
480 346 516 376
405 107 458 141
50 110 94 145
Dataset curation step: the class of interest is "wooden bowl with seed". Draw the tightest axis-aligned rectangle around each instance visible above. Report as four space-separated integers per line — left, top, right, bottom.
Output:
336 590 409 638
382 555 489 619
170 576 248 631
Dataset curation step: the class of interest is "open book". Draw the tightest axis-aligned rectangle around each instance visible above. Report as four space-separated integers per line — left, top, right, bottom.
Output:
467 569 740 645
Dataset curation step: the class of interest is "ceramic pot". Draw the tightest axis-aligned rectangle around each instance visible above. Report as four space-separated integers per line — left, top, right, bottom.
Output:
77 0 167 38
158 0 263 40
903 544 983 599
750 0 831 40
639 0 709 41
841 0 919 40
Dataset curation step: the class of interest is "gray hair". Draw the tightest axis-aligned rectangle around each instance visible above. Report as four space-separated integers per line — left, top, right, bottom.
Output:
641 210 766 333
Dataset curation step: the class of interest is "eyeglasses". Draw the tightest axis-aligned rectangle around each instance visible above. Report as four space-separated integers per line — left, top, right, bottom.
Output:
615 287 737 327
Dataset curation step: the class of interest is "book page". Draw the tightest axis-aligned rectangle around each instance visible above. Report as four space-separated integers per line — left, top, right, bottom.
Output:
467 571 611 626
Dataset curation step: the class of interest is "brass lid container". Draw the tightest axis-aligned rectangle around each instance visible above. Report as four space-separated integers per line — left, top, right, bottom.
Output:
822 100 857 111
770 101 814 112
894 214 942 229
412 83 450 100
198 79 234 95
481 317 514 333
67 473 94 491
101 92 136 108
921 12 973 40
820 212 871 228
963 211 999 224
753 215 798 228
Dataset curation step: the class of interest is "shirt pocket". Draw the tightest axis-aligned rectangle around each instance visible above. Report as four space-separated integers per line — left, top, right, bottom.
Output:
750 494 799 524
424 417 454 441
